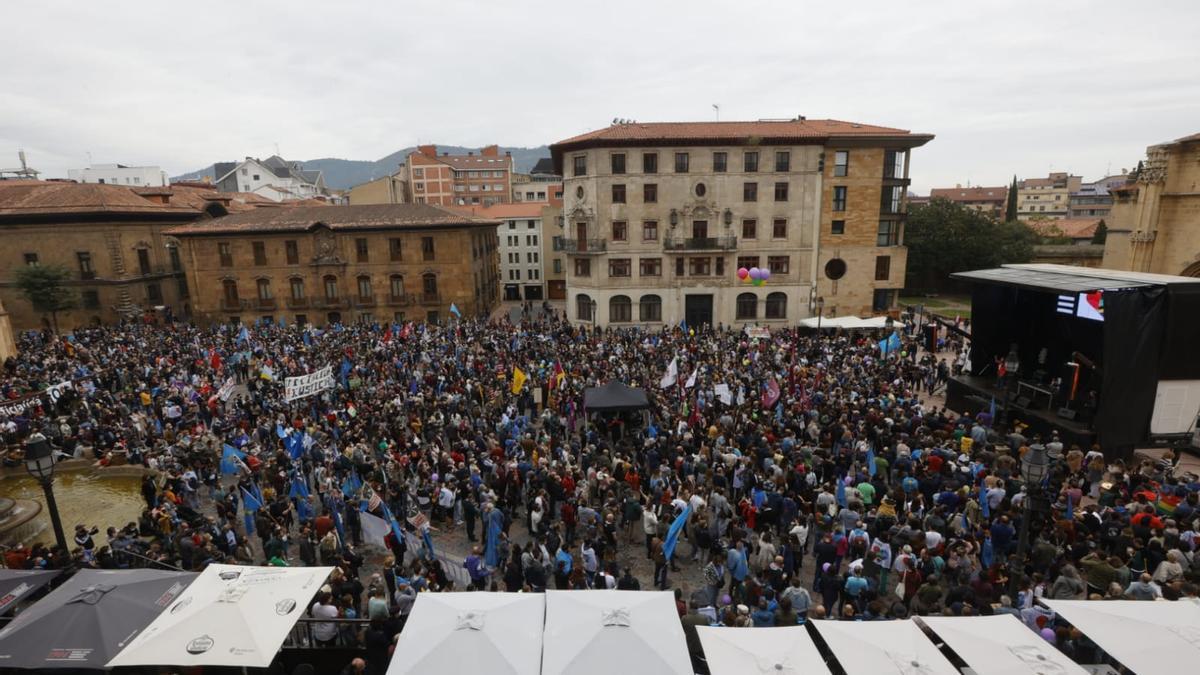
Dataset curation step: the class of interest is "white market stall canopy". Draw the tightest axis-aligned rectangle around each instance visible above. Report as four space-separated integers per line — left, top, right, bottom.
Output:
106 564 333 669
812 618 959 675
541 590 691 675
1042 599 1200 675
697 624 831 675
799 315 905 330
919 614 1088 675
387 592 545 675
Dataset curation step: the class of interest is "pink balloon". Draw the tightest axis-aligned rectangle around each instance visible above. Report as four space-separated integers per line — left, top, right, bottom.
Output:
737 267 749 280
760 269 771 281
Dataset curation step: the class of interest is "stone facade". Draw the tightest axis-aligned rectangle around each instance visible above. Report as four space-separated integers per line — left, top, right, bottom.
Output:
549 120 931 327
1102 134 1200 276
1017 172 1082 221
167 204 501 325
0 297 16 361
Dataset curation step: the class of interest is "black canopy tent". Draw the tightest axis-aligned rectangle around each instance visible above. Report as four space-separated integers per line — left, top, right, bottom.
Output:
0 569 60 616
583 381 650 412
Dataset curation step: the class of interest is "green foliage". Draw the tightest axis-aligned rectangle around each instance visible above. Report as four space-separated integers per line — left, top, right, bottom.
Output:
1091 220 1108 245
1005 175 1019 222
14 264 77 331
904 199 1037 292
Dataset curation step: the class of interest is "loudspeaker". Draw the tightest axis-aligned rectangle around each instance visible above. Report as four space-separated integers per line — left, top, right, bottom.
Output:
1057 407 1077 420
1014 396 1032 409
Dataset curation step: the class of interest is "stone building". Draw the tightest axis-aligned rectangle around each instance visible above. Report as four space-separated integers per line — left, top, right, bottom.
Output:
1017 172 1082 221
0 297 16 361
927 185 1008 219
548 119 933 327
454 203 549 301
1102 133 1200 276
0 181 205 331
166 204 501 325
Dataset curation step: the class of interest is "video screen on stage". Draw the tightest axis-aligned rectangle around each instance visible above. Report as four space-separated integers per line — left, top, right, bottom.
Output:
1056 291 1104 322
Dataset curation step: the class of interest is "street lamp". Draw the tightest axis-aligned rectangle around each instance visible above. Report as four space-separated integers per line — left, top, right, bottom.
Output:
815 296 825 332
24 433 69 555
1008 442 1049 599
589 299 598 330
998 343 1021 432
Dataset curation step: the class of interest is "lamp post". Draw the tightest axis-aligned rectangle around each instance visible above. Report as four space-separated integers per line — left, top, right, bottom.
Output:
24 433 69 555
815 296 825 332
1008 442 1048 599
589 299 598 330
998 343 1021 433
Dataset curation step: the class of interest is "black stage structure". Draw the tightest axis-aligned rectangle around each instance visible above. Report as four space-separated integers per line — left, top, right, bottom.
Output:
949 264 1200 459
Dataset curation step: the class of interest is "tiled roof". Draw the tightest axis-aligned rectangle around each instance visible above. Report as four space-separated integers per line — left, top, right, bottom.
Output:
448 203 546 220
166 203 499 236
929 186 1007 202
0 181 196 216
553 119 931 146
1028 218 1102 239
436 155 512 170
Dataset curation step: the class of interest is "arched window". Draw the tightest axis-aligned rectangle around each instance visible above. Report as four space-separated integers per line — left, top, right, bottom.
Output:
389 274 405 300
576 294 593 322
639 294 662 322
323 275 339 300
289 277 305 300
357 275 373 299
222 279 239 304
736 292 758 320
765 292 787 319
609 295 632 323
421 273 438 301
256 278 272 300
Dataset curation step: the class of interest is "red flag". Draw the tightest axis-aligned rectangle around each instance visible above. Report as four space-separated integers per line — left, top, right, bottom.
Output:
550 362 565 390
209 349 222 371
761 377 781 409
383 326 393 343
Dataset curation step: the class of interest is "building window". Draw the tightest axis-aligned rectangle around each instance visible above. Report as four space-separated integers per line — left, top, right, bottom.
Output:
576 294 594 322
878 221 900 246
774 182 789 201
389 238 402 261
642 220 659 241
743 182 757 202
715 256 725 276
251 241 266 266
572 155 587 176
834 150 849 177
765 292 787 319
875 255 891 281
147 283 163 305
674 152 689 173
323 276 339 299
355 238 369 262
222 279 239 304
642 152 658 174
736 293 758 320
413 168 423 179
691 220 708 239
168 246 181 272
611 153 626 174
643 183 657 203
23 252 38 266
743 151 759 172
82 290 100 309
831 219 845 235
741 219 757 239
609 258 631 277
772 219 788 238
609 295 632 323
639 294 662 322
574 258 591 277
422 236 435 261
218 242 233 267
712 152 727 172
137 248 152 275
675 258 685 277
612 221 627 241
285 240 299 264
688 257 711 276
737 255 760 271
357 275 373 299
873 289 894 313
177 276 189 299
775 151 791 172
768 255 790 275
881 186 903 214
553 259 563 274
833 186 847 211
825 258 847 280
290 277 305 300
884 149 905 179
612 184 626 204
421 273 438 300
256 278 272 300
639 258 662 277
241 168 248 176
77 252 95 279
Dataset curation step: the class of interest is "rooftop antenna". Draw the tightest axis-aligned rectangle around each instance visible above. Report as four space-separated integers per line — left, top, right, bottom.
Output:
712 104 720 121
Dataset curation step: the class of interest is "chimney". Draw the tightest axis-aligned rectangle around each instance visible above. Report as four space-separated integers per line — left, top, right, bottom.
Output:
418 145 437 158
481 145 499 157
955 183 961 188
505 151 511 157
468 151 474 156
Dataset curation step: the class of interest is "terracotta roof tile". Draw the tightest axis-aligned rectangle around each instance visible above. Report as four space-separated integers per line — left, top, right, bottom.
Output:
448 203 546 220
1029 218 1102 239
166 203 500 236
929 186 1008 202
0 181 195 216
553 119 930 146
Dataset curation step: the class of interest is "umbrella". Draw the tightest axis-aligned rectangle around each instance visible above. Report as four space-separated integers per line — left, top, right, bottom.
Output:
541 590 691 675
918 614 1087 675
106 563 332 669
386 592 545 675
0 569 60 615
1042 599 1200 675
0 568 194 670
812 618 959 674
697 625 831 674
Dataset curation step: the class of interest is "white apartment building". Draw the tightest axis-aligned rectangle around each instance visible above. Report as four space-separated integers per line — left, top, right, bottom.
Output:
68 163 169 187
213 155 328 202
473 204 546 301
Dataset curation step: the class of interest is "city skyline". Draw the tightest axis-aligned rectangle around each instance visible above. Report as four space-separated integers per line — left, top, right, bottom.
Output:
2 0 1198 192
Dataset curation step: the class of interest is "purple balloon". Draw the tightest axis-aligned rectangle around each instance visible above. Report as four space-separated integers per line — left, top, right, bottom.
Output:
1040 628 1056 642
760 269 771 281
749 267 762 280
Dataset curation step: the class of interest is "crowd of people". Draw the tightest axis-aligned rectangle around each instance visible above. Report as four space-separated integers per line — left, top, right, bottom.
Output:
2 310 1199 674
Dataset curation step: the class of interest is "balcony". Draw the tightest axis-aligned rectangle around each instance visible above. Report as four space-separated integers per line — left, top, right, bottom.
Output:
355 295 376 307
387 294 415 306
557 238 607 255
663 236 738 251
221 298 246 311
315 297 349 309
286 297 310 309
255 297 277 310
420 292 441 305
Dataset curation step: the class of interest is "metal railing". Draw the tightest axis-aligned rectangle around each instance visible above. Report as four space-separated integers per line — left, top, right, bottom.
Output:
663 236 737 251
558 238 607 253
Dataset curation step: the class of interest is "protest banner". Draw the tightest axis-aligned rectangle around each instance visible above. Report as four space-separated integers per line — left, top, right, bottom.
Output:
284 365 334 402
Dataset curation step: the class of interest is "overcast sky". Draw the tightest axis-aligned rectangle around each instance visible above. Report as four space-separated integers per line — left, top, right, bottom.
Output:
3 0 1198 192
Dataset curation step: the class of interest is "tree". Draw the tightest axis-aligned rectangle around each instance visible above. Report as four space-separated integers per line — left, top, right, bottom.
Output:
14 264 78 333
1091 219 1108 245
904 198 1037 293
1005 175 1019 222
